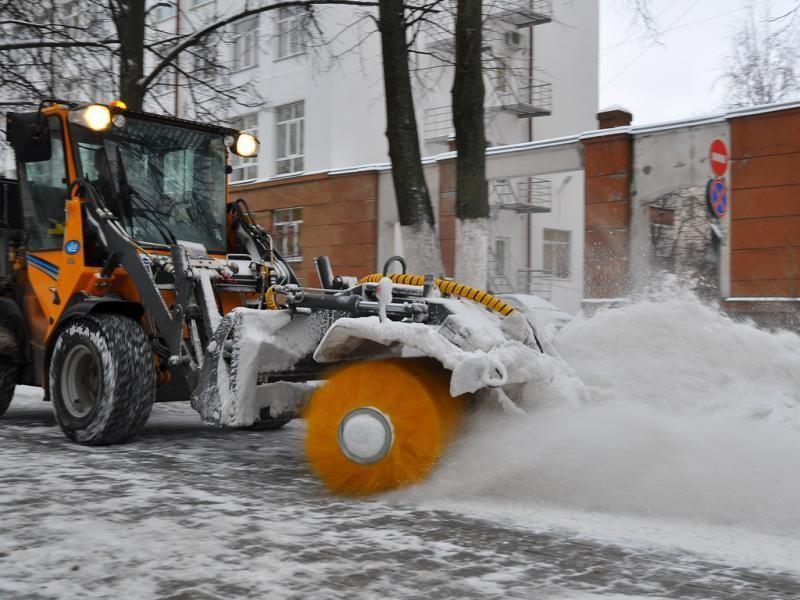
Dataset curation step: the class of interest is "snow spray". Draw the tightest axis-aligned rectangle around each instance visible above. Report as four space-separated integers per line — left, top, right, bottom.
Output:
402 290 800 536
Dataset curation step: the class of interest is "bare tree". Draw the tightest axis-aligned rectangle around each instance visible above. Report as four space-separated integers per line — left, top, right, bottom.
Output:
452 0 487 287
0 0 393 115
377 0 444 276
721 5 799 109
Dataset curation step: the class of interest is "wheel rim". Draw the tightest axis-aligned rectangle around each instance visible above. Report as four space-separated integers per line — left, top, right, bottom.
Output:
337 407 394 464
60 345 101 418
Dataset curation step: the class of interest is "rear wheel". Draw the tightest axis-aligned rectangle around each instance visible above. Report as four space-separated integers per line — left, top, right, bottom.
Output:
0 364 17 417
50 313 156 445
305 358 465 495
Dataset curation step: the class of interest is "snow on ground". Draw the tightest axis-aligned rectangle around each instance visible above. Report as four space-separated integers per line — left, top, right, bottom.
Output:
2 291 800 598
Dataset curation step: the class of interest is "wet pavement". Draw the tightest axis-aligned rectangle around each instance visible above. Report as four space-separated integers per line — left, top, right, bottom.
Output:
2 388 799 600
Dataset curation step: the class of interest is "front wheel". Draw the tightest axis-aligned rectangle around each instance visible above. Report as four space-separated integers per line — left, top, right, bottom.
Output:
50 313 156 445
0 364 17 417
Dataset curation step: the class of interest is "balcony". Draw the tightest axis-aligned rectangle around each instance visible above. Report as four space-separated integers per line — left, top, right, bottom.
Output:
493 0 553 28
423 105 453 142
492 76 552 117
426 29 455 57
491 177 552 214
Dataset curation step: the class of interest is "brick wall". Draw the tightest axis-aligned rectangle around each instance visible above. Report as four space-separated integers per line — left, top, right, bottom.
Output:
730 107 800 298
233 171 379 285
582 132 633 298
438 158 456 276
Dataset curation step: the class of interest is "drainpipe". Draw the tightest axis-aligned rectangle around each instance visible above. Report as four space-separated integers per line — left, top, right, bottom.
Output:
526 17 534 277
174 0 181 117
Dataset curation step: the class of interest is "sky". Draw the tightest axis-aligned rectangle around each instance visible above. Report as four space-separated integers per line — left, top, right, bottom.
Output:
599 0 799 125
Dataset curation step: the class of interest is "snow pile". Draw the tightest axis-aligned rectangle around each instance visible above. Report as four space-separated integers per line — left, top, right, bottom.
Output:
192 308 326 427
402 294 800 541
314 299 587 404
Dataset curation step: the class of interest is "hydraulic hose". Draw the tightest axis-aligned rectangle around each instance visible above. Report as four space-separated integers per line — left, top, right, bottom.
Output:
357 273 516 317
264 285 280 310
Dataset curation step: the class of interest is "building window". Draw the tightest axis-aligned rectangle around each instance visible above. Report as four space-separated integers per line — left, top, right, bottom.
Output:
276 101 304 175
494 238 507 275
230 114 258 182
153 3 176 21
191 36 218 80
272 207 303 261
233 17 259 71
190 0 212 8
277 7 305 59
543 228 571 278
62 0 84 28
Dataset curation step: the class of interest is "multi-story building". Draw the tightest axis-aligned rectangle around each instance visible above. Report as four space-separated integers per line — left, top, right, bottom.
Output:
1 1 599 311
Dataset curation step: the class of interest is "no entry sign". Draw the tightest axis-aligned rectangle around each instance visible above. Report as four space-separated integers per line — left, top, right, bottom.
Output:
707 177 728 219
709 139 729 177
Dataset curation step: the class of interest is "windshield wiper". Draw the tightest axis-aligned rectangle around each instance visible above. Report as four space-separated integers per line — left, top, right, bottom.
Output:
113 145 177 247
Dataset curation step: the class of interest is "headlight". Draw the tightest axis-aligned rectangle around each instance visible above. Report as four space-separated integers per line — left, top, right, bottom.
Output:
69 105 112 131
233 132 259 157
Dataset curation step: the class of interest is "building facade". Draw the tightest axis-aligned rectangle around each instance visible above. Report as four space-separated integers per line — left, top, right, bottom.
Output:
146 0 598 310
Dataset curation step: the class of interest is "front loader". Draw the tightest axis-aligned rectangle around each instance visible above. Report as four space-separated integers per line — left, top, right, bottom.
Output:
0 100 551 494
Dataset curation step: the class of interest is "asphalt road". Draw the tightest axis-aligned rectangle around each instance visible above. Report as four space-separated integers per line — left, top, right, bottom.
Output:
2 388 799 600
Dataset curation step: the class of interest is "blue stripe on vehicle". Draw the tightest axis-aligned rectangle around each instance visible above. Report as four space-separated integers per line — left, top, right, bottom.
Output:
27 254 59 279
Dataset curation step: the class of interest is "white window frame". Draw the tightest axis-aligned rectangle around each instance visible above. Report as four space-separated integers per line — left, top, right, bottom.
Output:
232 16 259 71
543 228 571 279
62 0 84 29
276 7 305 59
272 207 303 262
191 37 217 81
275 101 304 175
230 114 259 182
494 237 508 276
152 3 177 22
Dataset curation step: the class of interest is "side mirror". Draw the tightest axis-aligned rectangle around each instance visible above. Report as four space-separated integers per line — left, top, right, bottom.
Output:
6 112 51 163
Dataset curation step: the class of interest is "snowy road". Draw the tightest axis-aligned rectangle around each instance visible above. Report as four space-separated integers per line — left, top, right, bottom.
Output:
2 388 800 600
4 294 800 599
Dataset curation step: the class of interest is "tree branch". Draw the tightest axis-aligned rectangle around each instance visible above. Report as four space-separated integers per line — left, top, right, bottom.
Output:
139 0 437 90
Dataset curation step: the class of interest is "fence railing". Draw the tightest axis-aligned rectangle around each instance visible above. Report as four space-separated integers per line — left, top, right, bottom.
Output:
517 268 554 300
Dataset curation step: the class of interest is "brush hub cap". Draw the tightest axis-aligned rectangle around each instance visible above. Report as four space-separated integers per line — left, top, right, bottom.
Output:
337 407 394 464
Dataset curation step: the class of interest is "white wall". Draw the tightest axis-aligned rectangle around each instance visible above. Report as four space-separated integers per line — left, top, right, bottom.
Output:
529 170 585 313
630 119 731 295
532 0 600 140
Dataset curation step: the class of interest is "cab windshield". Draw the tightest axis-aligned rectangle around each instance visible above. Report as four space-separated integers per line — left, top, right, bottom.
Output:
72 115 228 252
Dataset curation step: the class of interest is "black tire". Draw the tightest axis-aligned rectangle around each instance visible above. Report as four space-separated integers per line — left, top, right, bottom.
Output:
50 313 156 445
0 364 16 417
245 416 292 431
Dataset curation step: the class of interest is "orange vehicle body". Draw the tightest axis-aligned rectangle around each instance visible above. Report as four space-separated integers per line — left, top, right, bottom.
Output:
15 105 246 389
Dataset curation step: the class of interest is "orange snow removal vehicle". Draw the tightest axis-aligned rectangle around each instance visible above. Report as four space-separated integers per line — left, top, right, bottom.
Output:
0 100 546 494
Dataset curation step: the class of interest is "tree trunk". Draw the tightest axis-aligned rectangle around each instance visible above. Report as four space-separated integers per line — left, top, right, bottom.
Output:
111 0 146 110
378 0 444 277
452 0 489 288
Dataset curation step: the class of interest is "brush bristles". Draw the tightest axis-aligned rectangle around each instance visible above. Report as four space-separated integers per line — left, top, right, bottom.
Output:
305 358 465 495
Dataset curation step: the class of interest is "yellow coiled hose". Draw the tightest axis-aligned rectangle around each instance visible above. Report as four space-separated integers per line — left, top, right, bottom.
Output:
264 273 515 317
264 285 280 310
357 273 516 317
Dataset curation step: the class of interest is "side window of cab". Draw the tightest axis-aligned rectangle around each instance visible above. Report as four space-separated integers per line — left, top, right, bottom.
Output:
17 116 68 251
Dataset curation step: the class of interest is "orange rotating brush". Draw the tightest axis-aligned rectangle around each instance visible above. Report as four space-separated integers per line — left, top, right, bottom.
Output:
305 358 465 495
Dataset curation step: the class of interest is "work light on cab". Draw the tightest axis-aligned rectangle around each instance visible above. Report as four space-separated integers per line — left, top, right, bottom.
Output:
69 104 112 131
234 132 259 157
